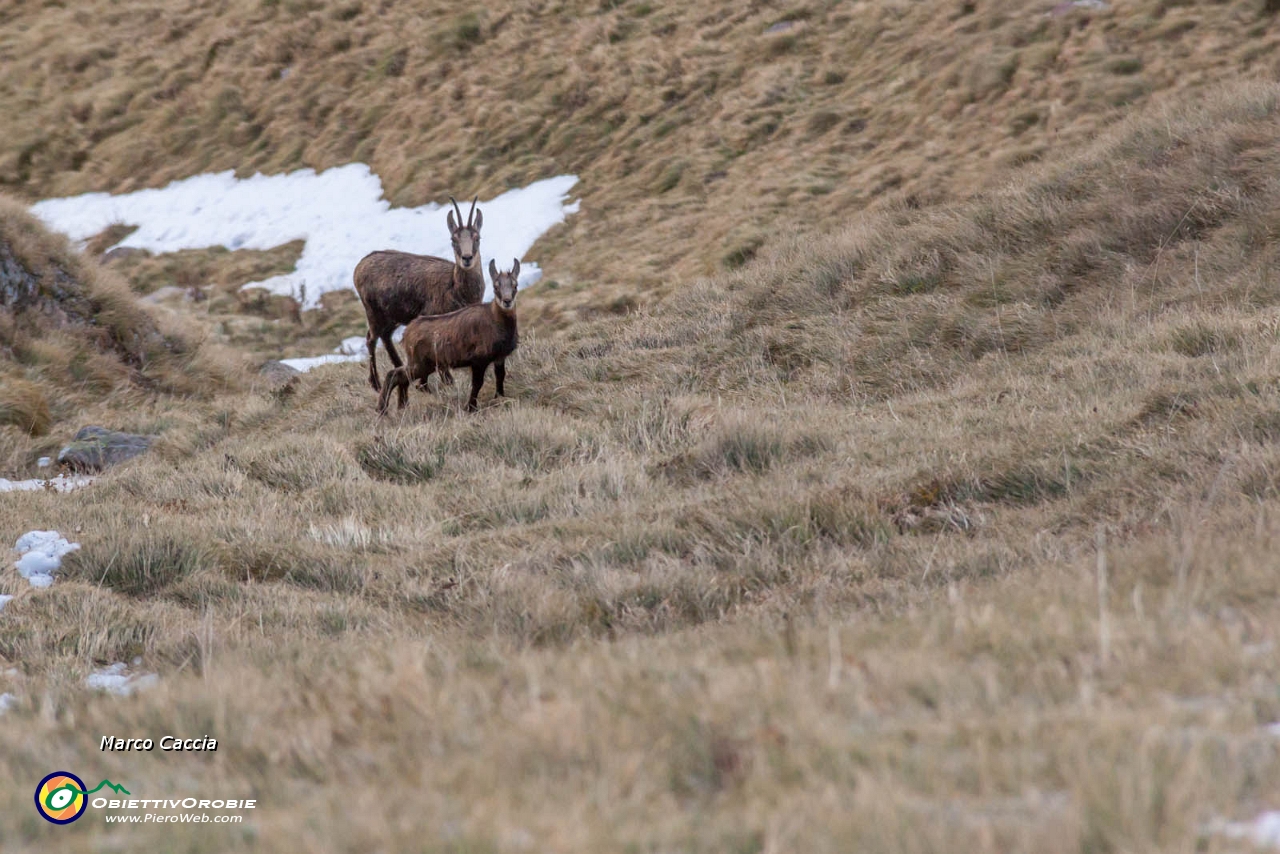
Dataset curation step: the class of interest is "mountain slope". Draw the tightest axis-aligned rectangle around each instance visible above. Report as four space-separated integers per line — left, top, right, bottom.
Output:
2 81 1280 851
0 194 239 472
2 0 1279 325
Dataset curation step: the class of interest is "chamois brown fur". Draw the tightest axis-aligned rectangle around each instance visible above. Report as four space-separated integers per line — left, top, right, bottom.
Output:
377 259 521 414
354 196 484 391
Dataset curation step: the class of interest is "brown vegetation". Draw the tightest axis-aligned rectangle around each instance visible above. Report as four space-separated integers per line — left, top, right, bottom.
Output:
1 0 1278 330
3 0 1280 848
0 193 241 474
1 80 1280 849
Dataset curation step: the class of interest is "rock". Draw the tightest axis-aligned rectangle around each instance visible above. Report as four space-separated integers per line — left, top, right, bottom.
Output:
259 360 302 390
57 426 154 473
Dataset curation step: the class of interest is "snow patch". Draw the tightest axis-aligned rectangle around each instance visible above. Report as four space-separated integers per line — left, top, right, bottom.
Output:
337 335 367 355
279 330 410 373
12 530 80 588
278 353 364 373
0 595 11 612
1208 812 1280 849
0 475 94 494
0 693 16 714
31 166 579 309
86 662 159 696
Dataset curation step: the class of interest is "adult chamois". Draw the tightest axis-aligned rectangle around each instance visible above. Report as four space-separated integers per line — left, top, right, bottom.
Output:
377 259 521 414
353 195 484 391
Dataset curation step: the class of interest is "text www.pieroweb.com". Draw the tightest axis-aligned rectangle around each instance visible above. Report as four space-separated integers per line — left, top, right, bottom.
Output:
94 797 254 823
104 813 244 823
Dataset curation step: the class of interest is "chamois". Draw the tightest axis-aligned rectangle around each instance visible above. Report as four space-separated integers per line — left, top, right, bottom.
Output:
353 195 484 391
377 259 521 415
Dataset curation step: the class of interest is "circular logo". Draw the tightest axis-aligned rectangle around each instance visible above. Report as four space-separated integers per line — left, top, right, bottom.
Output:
35 771 88 824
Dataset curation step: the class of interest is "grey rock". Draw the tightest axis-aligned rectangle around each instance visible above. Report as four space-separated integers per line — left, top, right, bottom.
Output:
57 426 154 473
259 360 302 389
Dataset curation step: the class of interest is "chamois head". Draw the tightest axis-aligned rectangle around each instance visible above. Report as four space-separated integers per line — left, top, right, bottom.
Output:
489 258 520 312
446 195 483 272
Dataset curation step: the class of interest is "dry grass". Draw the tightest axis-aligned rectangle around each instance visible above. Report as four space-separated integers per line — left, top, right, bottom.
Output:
0 194 251 486
2 0 1280 332
2 80 1280 849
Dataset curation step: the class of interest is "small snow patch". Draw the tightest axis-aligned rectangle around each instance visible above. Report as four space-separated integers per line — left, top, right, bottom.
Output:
1048 0 1107 14
765 20 800 34
278 353 365 373
279 331 404 373
12 530 80 588
0 595 11 612
336 336 367 355
0 693 16 714
31 166 579 309
37 457 51 468
86 662 159 696
1207 812 1280 849
0 475 94 494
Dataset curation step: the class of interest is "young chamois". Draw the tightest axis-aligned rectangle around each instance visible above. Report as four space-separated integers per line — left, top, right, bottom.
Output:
377 259 520 415
353 195 484 391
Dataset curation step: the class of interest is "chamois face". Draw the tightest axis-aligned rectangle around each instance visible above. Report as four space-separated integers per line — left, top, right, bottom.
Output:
446 195 483 271
489 258 520 312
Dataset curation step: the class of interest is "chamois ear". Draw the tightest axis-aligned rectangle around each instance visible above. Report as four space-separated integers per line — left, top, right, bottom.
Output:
472 207 483 232
489 258 498 280
447 209 458 232
511 258 520 282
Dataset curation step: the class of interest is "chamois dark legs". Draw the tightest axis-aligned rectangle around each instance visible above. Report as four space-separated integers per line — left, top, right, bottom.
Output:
466 363 488 412
494 360 506 398
380 332 403 368
377 366 412 414
365 325 405 392
366 329 381 391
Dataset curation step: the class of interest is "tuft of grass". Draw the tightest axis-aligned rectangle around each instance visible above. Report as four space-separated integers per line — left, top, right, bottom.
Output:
357 435 442 484
0 379 50 436
1107 56 1144 75
806 111 841 136
379 47 408 77
64 532 215 597
451 14 484 51
686 422 829 478
722 236 764 270
234 439 359 492
655 160 687 194
1170 323 1241 357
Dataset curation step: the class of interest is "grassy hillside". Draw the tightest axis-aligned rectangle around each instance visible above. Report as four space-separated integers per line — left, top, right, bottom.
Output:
0 195 241 475
2 0 1280 329
3 80 1280 850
